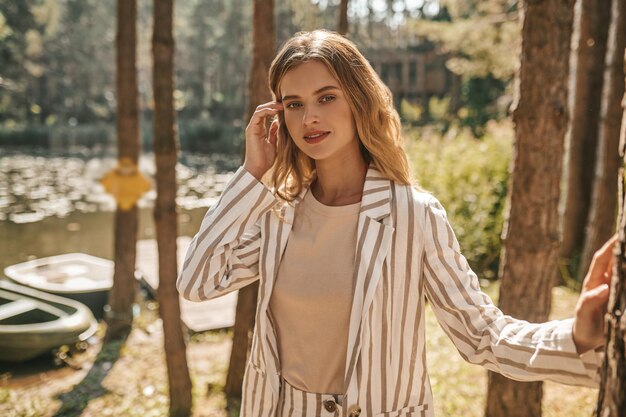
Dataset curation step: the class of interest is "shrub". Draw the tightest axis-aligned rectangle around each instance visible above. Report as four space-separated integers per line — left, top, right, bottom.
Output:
405 121 513 280
177 119 244 154
0 125 51 148
0 123 115 151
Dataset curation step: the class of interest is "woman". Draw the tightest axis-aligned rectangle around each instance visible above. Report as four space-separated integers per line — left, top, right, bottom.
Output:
177 30 613 417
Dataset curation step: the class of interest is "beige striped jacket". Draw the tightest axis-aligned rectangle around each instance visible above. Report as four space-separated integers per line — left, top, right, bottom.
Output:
177 164 600 417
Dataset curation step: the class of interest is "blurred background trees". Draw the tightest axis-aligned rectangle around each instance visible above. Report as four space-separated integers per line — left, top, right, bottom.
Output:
0 3 507 293
1 0 625 415
151 0 193 415
104 0 141 343
224 0 275 411
0 0 509 150
1 0 622 296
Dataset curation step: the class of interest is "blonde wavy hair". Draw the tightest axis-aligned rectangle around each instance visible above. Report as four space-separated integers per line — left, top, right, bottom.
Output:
266 29 418 201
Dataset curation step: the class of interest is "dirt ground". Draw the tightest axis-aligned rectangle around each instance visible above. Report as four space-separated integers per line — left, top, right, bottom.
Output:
0 296 234 417
0 283 600 417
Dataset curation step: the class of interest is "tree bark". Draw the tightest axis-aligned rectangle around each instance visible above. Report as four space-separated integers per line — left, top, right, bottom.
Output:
152 1 193 416
595 43 626 417
226 0 275 410
559 0 611 285
225 281 258 410
579 0 626 283
485 1 575 416
105 0 140 342
338 0 349 36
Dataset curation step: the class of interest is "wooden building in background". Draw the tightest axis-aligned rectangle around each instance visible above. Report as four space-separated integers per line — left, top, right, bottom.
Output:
364 42 456 120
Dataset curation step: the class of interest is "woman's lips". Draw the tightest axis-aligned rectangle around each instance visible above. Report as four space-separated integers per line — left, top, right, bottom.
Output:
304 132 330 144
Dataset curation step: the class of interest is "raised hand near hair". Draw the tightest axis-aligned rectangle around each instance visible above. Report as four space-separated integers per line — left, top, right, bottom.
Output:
572 234 618 354
243 101 284 181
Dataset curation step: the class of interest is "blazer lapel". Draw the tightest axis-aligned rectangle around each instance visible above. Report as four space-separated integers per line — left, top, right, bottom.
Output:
342 164 395 396
256 184 306 397
256 164 394 399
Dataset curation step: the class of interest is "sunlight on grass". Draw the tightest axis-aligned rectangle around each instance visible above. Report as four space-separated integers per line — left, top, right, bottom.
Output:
0 282 600 417
426 281 598 417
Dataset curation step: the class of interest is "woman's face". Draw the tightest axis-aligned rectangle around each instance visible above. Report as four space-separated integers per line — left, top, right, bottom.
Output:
279 60 359 163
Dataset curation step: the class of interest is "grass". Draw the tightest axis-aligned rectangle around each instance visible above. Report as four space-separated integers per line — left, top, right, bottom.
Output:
0 121 598 415
426 280 598 417
404 121 598 415
0 299 231 417
0 283 598 417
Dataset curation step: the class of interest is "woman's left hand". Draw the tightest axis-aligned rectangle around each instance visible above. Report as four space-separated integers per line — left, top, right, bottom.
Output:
572 234 618 354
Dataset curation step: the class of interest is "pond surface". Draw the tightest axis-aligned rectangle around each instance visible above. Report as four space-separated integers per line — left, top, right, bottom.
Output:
0 149 242 273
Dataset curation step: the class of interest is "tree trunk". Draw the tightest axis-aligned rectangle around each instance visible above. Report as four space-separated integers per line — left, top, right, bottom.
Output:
338 0 349 36
595 42 626 417
448 74 462 116
152 1 193 416
225 281 258 411
485 1 575 416
226 0 275 410
559 0 611 285
105 0 140 342
579 0 626 283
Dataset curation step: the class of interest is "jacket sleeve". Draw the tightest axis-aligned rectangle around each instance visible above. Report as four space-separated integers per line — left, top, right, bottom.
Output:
176 166 278 302
422 195 602 388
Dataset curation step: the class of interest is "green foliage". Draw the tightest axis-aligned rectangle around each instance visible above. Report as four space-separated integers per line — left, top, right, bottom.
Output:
0 120 246 154
406 121 513 280
400 98 423 124
178 119 244 155
0 0 115 126
0 11 11 40
0 123 115 150
405 0 519 137
409 16 519 80
0 125 50 147
175 0 251 121
428 96 451 121
459 75 507 137
0 0 518 156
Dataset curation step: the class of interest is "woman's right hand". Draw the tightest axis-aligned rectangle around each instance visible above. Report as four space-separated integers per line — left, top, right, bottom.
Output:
243 101 284 181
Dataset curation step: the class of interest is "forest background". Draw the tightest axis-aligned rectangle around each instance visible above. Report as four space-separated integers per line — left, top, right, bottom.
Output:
1 0 625 416
0 0 521 283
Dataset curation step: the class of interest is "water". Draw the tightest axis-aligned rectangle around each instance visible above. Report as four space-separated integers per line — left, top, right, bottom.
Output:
0 149 242 273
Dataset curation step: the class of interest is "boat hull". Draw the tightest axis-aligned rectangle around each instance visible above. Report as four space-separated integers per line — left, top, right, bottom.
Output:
0 280 98 362
4 253 114 320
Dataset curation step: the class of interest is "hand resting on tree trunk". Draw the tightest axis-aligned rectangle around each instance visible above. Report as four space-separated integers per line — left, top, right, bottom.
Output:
572 234 618 354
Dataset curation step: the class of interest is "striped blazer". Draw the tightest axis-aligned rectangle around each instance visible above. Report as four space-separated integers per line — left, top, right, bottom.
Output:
177 164 601 417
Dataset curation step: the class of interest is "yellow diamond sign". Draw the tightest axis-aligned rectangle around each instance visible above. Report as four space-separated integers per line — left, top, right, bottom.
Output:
100 157 152 210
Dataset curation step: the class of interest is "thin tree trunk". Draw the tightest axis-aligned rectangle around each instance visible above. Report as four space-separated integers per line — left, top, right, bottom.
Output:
244 1 275 130
152 1 192 415
225 281 258 411
105 0 140 342
559 0 611 285
595 44 626 417
338 0 349 35
485 1 575 416
226 0 275 410
448 74 462 116
579 0 626 283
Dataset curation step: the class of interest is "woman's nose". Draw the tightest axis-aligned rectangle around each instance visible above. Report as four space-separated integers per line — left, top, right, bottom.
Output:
302 107 320 126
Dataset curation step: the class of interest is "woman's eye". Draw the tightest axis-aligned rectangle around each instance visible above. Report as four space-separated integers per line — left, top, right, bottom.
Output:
285 96 335 109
